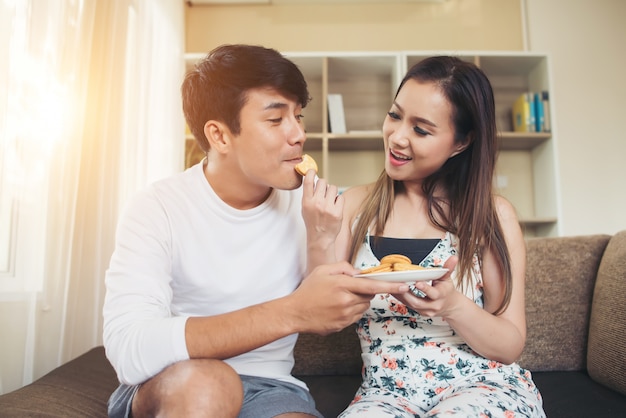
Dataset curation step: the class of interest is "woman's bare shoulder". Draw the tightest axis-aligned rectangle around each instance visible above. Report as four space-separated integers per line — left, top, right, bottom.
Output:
341 183 375 219
494 195 520 224
342 183 373 199
342 183 374 206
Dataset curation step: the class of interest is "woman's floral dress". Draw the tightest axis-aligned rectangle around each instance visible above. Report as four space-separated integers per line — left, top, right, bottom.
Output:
339 231 545 418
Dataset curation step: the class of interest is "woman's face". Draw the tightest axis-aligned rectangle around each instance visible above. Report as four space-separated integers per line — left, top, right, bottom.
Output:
382 78 465 184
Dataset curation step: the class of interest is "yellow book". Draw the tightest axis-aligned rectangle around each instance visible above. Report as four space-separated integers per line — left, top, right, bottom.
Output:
512 93 532 132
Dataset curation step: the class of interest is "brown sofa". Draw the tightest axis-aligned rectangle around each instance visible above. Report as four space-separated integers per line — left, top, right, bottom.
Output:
1 232 625 417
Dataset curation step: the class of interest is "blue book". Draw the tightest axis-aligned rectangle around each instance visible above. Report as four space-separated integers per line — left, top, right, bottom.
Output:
534 92 545 132
542 91 551 132
527 92 536 132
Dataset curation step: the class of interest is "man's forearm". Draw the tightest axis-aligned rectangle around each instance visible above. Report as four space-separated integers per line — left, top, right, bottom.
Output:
185 297 297 360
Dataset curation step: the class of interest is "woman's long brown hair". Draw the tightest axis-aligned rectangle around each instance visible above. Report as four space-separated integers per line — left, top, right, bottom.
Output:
349 56 512 315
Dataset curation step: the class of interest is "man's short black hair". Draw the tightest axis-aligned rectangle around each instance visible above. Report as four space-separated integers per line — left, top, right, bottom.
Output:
182 44 310 153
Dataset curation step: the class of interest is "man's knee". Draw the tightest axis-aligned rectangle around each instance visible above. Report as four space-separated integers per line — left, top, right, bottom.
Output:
133 359 243 418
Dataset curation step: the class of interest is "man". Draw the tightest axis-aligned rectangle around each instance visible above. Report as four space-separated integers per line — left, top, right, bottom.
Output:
103 44 408 418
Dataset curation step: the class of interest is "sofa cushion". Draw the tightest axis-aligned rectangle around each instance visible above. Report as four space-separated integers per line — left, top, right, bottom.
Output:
519 234 610 371
532 370 626 418
587 230 626 396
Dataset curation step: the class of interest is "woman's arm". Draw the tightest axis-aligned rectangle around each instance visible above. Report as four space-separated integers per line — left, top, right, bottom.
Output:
398 196 527 364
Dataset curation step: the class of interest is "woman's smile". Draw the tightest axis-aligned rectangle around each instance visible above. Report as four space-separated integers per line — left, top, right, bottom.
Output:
389 149 412 166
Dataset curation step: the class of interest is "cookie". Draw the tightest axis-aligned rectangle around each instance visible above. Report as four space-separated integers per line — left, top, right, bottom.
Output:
392 263 425 271
380 254 411 266
295 154 318 176
359 254 427 274
359 263 393 274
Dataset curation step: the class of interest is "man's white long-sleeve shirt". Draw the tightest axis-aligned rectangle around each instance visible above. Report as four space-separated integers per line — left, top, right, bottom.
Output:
103 162 306 387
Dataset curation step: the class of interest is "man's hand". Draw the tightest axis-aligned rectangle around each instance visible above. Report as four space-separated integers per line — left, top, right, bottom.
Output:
287 261 409 335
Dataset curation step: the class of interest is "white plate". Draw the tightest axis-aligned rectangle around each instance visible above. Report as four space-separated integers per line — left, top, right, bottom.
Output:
353 268 448 282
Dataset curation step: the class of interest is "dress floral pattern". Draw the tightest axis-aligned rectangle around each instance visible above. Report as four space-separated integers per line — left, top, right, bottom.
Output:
340 232 545 417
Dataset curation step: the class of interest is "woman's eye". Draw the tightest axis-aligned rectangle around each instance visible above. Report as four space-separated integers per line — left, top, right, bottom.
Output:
295 114 304 122
387 111 400 120
268 117 282 123
413 126 430 136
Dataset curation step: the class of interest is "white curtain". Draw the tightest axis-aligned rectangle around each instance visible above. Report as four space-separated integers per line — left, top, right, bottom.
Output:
0 0 185 394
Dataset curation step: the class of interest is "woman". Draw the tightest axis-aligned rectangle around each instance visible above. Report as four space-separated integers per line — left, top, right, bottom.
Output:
306 56 545 417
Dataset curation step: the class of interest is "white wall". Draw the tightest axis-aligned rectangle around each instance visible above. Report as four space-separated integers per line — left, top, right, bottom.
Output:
185 0 523 52
525 0 626 236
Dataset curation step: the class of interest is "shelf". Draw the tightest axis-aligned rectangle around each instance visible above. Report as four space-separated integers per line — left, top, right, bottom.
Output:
327 54 399 133
183 51 559 237
304 131 551 152
329 131 382 139
519 217 558 227
304 132 324 139
520 217 559 238
499 132 551 150
329 132 382 151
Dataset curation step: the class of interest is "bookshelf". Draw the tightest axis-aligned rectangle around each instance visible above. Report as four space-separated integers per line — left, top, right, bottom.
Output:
184 51 559 237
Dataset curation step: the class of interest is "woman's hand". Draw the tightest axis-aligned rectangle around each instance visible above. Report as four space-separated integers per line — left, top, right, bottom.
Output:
392 256 465 317
301 171 344 271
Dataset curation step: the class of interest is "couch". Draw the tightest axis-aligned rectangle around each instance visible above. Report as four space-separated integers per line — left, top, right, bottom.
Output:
1 231 625 417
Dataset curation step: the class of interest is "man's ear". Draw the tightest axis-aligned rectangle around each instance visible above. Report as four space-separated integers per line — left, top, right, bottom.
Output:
204 121 231 154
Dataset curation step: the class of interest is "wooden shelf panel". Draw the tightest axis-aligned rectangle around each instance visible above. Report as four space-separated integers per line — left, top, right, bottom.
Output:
499 132 551 150
304 131 551 152
519 217 558 227
329 137 384 151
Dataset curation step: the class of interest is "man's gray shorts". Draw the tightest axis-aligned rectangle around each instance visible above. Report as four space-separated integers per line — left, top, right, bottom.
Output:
107 374 324 418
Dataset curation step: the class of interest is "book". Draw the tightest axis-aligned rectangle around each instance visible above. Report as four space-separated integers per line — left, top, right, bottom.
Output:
512 93 534 132
527 92 536 132
534 92 544 132
327 94 347 134
541 91 551 132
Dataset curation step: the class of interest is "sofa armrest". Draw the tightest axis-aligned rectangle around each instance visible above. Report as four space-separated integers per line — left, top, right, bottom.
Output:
587 230 626 396
0 347 117 417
